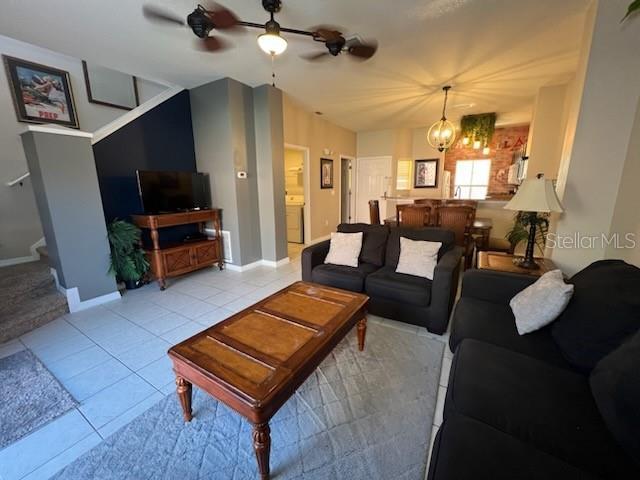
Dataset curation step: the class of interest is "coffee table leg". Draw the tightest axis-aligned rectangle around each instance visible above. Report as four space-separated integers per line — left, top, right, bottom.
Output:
176 376 192 422
252 422 271 480
357 316 367 351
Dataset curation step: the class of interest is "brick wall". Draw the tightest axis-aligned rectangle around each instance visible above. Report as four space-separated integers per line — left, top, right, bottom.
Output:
444 125 529 197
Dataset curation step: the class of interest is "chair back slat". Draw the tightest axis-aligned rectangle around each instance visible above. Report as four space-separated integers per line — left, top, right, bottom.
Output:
436 205 476 246
397 204 430 228
369 200 381 225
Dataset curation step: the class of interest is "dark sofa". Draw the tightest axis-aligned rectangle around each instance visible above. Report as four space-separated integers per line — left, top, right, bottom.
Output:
428 260 640 479
302 223 463 334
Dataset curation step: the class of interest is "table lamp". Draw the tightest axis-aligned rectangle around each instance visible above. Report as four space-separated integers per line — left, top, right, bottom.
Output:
504 174 564 269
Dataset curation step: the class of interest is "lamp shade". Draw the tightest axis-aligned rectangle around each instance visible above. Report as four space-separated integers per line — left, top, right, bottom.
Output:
504 177 564 213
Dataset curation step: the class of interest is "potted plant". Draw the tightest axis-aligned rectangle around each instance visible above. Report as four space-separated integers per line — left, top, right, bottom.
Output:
107 219 150 290
505 211 549 255
624 1 640 20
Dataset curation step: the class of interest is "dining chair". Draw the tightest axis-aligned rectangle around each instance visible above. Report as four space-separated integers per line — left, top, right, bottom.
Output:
436 205 476 268
369 200 381 225
413 199 442 226
397 204 430 228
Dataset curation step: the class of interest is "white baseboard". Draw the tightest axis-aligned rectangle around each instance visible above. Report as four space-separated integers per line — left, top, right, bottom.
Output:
226 257 290 272
50 267 121 312
262 257 290 268
30 237 46 260
0 237 46 267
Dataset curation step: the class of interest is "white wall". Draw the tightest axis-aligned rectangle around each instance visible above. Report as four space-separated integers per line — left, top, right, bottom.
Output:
0 35 168 260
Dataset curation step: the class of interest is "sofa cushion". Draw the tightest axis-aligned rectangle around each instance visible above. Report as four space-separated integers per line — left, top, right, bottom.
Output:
365 266 431 307
450 297 568 368
590 329 640 465
324 232 362 268
385 227 454 268
428 414 599 480
337 223 389 267
552 259 640 371
445 339 639 479
311 262 378 293
395 237 441 280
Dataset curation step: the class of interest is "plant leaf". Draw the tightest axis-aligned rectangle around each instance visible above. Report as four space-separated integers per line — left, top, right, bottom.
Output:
623 0 640 21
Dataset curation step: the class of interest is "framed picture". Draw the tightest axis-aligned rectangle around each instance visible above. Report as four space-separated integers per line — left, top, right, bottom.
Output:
414 158 439 188
3 55 79 128
82 61 139 110
320 158 334 189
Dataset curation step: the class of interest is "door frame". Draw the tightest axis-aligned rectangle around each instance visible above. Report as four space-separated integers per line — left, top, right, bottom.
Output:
338 154 356 224
284 143 311 244
355 155 393 223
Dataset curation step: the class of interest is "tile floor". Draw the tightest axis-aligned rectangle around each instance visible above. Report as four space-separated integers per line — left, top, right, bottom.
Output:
0 258 452 480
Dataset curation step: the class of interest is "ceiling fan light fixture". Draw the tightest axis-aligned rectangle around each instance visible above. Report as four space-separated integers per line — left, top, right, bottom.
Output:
258 19 287 55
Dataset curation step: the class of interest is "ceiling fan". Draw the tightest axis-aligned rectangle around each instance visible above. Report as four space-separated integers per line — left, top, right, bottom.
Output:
142 0 378 60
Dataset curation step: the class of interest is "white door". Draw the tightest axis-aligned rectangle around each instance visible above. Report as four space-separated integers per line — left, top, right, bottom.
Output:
355 156 393 224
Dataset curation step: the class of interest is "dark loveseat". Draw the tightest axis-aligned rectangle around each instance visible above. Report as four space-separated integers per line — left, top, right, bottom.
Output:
302 223 463 334
428 260 640 479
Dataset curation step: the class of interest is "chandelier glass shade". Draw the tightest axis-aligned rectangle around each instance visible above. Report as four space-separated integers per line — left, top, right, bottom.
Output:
427 86 456 152
258 19 288 55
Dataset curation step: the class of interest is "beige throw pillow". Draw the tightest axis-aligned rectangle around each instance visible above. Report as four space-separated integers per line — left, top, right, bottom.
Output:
324 232 363 268
510 269 574 335
395 237 441 280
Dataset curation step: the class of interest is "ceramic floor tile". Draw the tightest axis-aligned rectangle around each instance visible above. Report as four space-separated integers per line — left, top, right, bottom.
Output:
29 334 96 365
97 392 164 440
64 307 124 333
47 344 112 381
223 283 258 296
136 356 174 389
150 291 200 310
109 301 172 326
0 409 94 480
92 325 156 356
114 337 172 371
204 291 242 307
78 374 157 429
224 296 262 313
160 321 205 345
19 319 80 350
193 308 234 327
0 339 25 359
140 312 191 336
172 281 223 300
20 432 102 480
63 357 132 402
167 298 218 319
433 386 447 427
439 356 452 387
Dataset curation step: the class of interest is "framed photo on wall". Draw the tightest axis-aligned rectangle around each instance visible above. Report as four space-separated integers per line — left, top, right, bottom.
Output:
3 55 79 128
414 158 439 188
320 158 334 189
82 61 139 110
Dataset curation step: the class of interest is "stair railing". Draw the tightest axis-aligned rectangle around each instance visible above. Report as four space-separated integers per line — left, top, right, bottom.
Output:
6 172 30 187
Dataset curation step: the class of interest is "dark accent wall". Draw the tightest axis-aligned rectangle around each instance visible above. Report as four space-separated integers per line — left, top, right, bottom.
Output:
93 90 197 221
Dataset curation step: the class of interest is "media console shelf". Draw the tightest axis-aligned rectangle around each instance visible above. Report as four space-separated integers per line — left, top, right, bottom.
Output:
132 209 224 290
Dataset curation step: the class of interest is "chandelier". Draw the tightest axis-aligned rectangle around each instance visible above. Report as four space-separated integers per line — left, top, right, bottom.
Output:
427 86 456 152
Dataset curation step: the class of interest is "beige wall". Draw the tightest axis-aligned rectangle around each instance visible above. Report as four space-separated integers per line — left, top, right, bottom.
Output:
283 95 357 241
551 0 640 275
284 148 304 196
526 83 570 179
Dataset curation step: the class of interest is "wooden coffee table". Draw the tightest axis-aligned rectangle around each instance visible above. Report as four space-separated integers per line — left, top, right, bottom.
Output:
168 281 369 479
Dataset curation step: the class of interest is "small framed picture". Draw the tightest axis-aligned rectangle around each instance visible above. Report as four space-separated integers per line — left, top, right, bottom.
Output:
320 158 334 189
414 159 439 188
3 55 79 128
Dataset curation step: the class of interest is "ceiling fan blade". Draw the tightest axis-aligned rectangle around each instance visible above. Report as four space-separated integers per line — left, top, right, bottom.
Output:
309 25 344 42
142 5 185 26
202 2 240 30
347 41 378 60
302 51 331 61
196 36 230 53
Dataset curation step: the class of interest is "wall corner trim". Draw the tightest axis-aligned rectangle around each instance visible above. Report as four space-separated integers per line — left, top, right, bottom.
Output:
50 267 121 312
22 124 93 139
92 85 184 144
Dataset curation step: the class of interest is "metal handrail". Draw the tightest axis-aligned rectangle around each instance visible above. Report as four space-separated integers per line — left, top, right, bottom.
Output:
6 172 30 186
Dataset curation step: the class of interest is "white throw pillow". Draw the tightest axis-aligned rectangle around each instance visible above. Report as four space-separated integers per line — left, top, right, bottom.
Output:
395 237 441 280
324 232 363 268
510 269 574 335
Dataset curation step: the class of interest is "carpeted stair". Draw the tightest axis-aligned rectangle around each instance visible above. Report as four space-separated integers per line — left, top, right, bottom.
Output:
0 258 68 344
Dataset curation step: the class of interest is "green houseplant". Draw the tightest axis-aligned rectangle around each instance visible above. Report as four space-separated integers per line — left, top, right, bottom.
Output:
623 0 640 20
107 219 149 289
505 211 550 255
460 113 497 148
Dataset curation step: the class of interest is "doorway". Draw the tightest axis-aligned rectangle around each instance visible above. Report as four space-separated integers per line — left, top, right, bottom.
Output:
340 156 355 223
284 145 310 259
355 156 393 223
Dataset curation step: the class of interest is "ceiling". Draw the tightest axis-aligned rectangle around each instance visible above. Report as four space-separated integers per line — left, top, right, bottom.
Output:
0 0 589 132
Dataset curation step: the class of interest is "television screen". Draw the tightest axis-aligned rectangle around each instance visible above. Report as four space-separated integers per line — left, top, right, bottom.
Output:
136 170 211 214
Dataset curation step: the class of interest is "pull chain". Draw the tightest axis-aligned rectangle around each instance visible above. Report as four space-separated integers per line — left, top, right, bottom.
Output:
271 53 276 87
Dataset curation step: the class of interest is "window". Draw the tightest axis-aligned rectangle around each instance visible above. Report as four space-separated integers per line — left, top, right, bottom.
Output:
396 159 412 190
454 159 491 199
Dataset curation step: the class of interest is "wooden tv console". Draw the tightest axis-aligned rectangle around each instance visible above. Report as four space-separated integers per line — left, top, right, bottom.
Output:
132 209 224 290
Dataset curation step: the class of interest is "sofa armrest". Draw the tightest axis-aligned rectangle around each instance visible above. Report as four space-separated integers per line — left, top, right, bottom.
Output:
460 269 537 304
429 246 464 334
301 240 330 281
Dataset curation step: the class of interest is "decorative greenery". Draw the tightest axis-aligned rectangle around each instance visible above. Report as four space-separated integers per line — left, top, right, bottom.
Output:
506 212 550 255
460 113 497 147
623 0 640 21
107 220 149 283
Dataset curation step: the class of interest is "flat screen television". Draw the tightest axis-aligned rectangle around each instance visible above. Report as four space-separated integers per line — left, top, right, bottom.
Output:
136 170 211 214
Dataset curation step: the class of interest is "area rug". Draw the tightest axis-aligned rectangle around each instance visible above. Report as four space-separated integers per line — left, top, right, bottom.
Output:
53 321 444 479
0 349 77 449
